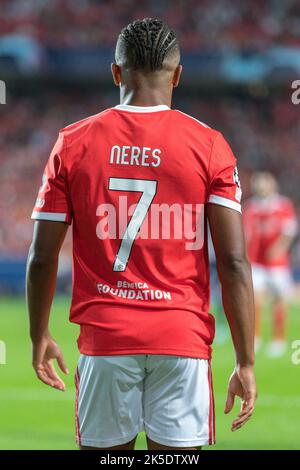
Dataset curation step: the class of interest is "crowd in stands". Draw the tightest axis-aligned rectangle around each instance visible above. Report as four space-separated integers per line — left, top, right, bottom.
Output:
1 91 299 257
1 0 300 52
1 0 299 264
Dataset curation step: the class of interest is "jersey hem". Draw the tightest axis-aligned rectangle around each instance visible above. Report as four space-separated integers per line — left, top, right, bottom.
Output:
77 346 211 359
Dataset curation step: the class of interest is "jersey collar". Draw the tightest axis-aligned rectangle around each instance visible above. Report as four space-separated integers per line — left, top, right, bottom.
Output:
114 104 170 113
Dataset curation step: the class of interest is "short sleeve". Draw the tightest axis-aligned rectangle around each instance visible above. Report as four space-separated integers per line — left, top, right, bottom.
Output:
31 132 73 224
207 133 242 213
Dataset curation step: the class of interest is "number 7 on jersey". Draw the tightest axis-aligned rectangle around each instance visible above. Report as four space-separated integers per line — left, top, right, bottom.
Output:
108 177 157 272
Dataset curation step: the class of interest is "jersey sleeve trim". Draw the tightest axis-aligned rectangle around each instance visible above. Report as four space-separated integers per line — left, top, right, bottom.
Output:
31 211 67 222
208 195 241 213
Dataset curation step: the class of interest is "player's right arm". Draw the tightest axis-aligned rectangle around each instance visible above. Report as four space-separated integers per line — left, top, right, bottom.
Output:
207 132 257 432
26 220 69 391
27 132 72 391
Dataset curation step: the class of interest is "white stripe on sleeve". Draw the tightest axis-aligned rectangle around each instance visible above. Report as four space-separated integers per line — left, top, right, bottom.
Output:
31 211 67 222
208 195 242 213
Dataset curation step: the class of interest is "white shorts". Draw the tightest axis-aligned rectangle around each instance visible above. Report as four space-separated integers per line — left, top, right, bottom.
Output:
252 264 293 299
75 354 215 448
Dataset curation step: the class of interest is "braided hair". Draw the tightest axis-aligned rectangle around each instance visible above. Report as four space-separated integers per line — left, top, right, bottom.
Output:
115 18 180 71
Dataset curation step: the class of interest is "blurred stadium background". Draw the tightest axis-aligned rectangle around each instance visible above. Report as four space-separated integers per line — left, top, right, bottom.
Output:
0 0 300 450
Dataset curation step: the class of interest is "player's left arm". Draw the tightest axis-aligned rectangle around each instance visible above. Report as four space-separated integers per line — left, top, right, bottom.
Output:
207 132 256 431
26 220 69 391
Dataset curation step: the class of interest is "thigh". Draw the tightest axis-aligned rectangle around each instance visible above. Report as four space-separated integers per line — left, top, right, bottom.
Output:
143 355 214 449
76 354 145 449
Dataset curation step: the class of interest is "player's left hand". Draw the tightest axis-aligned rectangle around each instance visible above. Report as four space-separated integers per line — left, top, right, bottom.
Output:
32 333 69 391
224 365 257 432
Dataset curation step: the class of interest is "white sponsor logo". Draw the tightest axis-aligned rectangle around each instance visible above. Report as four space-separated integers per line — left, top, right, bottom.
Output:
97 281 172 301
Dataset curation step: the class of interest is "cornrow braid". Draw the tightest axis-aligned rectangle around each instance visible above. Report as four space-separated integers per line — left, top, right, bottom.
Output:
116 18 179 71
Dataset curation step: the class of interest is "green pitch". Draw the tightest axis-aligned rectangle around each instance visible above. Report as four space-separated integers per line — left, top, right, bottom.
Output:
0 296 299 450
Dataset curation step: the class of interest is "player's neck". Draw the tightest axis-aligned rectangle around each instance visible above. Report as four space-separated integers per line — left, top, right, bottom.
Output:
119 86 173 108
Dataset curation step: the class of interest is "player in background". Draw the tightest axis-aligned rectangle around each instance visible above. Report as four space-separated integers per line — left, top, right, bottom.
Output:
243 172 298 357
26 19 256 450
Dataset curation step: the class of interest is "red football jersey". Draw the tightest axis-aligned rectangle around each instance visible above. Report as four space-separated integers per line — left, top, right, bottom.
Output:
243 194 297 268
31 104 242 359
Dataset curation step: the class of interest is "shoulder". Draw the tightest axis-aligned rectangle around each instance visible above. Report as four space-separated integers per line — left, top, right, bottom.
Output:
59 108 113 146
171 109 219 139
171 110 236 164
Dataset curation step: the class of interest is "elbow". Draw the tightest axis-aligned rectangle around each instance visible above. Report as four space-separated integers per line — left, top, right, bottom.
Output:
27 245 57 269
218 253 251 278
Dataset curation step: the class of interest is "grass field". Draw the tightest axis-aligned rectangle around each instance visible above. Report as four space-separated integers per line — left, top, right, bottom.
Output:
0 295 299 450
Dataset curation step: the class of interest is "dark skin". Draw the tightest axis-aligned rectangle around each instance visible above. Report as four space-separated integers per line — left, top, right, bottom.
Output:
26 55 256 451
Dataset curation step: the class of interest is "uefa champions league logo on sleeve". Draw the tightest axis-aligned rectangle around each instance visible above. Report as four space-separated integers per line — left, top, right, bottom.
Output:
0 80 6 104
233 166 242 202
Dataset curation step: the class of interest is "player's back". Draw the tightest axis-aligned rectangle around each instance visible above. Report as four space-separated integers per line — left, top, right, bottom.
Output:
32 104 241 359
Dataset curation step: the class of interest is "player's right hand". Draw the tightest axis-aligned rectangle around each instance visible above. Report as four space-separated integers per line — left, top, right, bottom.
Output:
32 333 69 391
224 365 257 432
